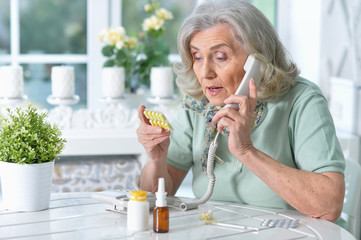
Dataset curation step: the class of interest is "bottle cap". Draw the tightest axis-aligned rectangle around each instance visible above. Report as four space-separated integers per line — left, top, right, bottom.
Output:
155 178 167 207
130 190 147 201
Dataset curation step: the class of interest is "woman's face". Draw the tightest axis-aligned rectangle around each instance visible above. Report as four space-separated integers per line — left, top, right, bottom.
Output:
190 24 249 106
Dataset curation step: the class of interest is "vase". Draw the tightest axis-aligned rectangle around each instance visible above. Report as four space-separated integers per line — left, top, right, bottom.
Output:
51 66 75 99
150 66 174 98
0 161 54 211
102 67 125 98
0 65 24 98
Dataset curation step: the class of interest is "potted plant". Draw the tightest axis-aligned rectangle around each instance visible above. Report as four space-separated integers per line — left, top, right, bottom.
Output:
98 26 139 93
136 0 174 89
0 105 66 211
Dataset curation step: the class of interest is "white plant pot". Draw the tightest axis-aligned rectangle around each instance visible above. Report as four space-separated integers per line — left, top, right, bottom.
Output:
0 65 24 98
0 161 54 211
150 66 174 98
102 67 125 98
51 66 75 98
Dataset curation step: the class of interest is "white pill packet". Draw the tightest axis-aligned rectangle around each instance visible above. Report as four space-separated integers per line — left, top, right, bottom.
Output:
260 219 299 228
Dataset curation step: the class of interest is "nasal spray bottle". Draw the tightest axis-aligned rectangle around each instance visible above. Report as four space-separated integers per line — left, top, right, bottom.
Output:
153 178 169 233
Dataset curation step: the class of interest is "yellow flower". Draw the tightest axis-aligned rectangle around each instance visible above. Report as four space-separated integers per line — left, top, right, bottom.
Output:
144 4 153 13
125 37 138 49
142 15 164 31
156 8 173 20
115 40 124 49
100 27 126 46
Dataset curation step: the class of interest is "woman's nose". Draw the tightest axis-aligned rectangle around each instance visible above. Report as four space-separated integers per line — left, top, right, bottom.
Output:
201 59 216 79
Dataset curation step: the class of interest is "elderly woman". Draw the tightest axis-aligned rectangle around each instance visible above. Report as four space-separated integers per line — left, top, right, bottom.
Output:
137 0 345 222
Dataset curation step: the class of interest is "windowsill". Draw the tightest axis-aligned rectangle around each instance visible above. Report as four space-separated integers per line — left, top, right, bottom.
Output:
50 91 180 157
60 128 143 156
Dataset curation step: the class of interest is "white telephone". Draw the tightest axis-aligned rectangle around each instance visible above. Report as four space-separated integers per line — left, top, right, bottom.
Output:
179 54 263 210
225 54 263 109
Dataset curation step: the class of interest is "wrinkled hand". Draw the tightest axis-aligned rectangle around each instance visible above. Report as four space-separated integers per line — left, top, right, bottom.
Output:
212 78 257 157
136 105 171 162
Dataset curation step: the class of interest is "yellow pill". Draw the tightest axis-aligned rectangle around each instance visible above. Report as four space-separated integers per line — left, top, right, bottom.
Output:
144 110 150 119
165 123 171 130
153 112 159 120
159 121 164 127
152 120 158 127
159 114 166 122
143 109 171 130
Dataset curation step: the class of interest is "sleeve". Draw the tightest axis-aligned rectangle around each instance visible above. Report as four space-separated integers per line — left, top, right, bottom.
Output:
166 108 195 171
289 90 345 174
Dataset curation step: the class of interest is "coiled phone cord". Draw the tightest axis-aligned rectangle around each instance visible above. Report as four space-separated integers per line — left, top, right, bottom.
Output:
179 131 220 211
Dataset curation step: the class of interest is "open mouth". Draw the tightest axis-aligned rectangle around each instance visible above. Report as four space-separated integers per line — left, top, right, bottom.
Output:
209 87 221 91
207 87 223 96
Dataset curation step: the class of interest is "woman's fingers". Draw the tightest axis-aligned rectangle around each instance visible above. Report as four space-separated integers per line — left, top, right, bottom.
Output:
215 108 248 133
137 123 165 143
138 105 150 125
136 105 171 161
212 78 258 132
137 105 169 145
143 134 170 147
212 96 248 123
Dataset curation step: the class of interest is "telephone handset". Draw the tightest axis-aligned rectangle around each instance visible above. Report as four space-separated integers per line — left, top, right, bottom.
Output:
225 54 263 109
179 54 264 211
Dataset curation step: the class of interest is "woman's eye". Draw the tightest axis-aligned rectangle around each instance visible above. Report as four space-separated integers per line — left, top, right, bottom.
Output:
192 53 202 61
215 52 227 61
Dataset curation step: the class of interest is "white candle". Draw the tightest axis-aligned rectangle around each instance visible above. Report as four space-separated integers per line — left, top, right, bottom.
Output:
51 66 75 98
102 67 125 98
0 65 24 98
150 66 174 98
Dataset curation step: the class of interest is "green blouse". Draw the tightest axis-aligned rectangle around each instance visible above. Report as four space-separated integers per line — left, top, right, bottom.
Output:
167 77 345 210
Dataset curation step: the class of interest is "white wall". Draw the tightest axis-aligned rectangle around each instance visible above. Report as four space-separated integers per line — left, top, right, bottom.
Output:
277 0 322 91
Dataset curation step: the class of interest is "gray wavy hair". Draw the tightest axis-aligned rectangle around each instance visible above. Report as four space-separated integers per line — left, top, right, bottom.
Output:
174 0 299 101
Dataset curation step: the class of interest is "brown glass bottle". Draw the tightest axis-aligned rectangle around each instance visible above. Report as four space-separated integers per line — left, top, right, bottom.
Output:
153 206 169 233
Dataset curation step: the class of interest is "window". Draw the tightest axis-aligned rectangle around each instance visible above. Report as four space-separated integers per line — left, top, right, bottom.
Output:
0 0 198 110
0 0 10 55
0 0 276 110
122 0 196 54
0 0 88 109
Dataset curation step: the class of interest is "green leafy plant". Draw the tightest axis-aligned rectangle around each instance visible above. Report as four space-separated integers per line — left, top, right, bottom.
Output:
136 0 173 87
97 0 173 90
0 105 66 164
98 26 139 88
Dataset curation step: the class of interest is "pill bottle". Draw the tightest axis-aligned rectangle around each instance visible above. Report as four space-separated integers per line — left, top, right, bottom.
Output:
127 190 149 232
153 178 169 233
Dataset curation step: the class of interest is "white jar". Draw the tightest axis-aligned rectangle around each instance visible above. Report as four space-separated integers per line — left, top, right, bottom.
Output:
51 66 75 98
0 65 24 98
102 67 125 98
127 190 149 232
150 66 174 98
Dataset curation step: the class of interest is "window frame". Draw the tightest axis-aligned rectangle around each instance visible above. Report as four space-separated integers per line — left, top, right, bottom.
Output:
1 0 275 111
0 0 111 110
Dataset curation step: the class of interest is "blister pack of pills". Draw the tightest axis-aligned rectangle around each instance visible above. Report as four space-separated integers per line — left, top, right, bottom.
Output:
260 219 299 228
144 110 171 130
